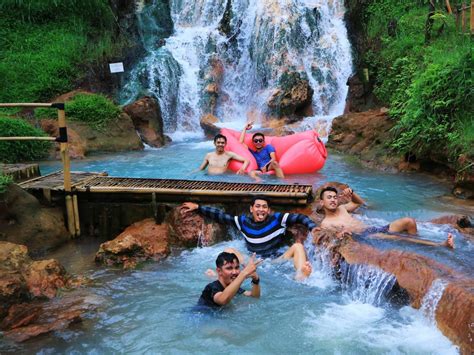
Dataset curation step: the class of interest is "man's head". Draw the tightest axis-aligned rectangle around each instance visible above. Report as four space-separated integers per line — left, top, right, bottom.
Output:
252 132 265 150
319 186 338 212
213 134 227 153
249 196 271 222
215 252 240 286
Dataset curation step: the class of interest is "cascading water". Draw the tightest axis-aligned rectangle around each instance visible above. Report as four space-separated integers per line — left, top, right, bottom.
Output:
420 278 448 324
120 0 352 140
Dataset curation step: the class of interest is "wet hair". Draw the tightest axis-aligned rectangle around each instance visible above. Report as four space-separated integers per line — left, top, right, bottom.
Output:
214 134 227 143
215 252 239 268
319 186 338 199
252 132 265 141
250 195 270 206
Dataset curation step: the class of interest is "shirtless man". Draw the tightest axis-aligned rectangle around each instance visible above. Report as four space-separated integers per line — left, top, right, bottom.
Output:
197 134 250 175
239 122 285 179
319 186 454 248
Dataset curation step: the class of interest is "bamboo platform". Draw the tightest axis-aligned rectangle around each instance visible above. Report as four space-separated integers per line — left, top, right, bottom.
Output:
19 171 314 205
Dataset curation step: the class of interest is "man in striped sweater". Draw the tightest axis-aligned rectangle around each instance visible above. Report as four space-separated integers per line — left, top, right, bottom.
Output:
181 196 318 279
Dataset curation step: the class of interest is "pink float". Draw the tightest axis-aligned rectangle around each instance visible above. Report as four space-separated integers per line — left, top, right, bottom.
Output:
220 128 327 174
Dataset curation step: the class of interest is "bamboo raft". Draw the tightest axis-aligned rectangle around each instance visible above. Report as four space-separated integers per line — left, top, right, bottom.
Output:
20 171 314 205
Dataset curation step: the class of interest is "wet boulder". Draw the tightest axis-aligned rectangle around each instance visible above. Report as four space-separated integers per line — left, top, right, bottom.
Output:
201 57 225 114
0 241 74 320
123 96 167 148
0 184 70 254
1 291 102 342
200 113 221 137
168 206 228 247
267 71 314 120
95 218 170 269
312 230 474 353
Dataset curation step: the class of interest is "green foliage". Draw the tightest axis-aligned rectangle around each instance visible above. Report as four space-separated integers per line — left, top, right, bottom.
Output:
65 94 121 130
0 0 129 104
0 117 52 163
360 0 473 164
0 173 13 193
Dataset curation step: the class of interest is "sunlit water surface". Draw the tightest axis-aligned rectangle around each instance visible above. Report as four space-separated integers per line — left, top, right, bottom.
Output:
6 140 471 353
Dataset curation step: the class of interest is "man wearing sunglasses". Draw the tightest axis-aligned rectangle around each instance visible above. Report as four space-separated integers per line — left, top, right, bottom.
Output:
239 122 285 178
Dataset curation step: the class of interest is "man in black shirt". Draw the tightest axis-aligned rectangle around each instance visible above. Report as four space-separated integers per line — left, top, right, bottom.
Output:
198 252 261 308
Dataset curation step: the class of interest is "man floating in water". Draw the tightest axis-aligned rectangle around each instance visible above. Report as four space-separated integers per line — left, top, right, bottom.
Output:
239 121 285 179
197 252 261 308
182 196 317 279
319 186 455 248
196 134 250 176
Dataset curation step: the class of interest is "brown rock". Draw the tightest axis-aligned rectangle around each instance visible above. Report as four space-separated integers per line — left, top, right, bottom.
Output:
95 218 170 268
23 260 68 298
39 119 86 159
267 71 314 120
168 206 228 247
312 230 473 352
1 291 101 342
0 184 70 254
123 96 166 148
436 280 474 354
199 113 221 137
69 112 143 153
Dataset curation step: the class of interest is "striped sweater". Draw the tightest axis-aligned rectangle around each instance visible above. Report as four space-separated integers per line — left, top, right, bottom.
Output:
198 206 317 254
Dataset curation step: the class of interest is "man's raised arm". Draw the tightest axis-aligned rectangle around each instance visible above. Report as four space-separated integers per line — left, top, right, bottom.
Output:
181 202 237 226
340 188 365 213
239 121 253 146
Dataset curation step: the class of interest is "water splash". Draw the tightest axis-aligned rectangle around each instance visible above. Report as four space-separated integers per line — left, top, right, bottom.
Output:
121 0 352 139
420 278 448 324
339 262 397 306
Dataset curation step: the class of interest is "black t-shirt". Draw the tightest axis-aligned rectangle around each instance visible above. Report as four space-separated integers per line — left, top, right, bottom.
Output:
197 280 245 307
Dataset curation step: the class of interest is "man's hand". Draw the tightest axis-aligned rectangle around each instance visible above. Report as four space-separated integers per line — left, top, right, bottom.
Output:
341 187 353 198
336 227 352 239
241 253 263 278
236 167 246 175
245 121 254 131
181 202 199 213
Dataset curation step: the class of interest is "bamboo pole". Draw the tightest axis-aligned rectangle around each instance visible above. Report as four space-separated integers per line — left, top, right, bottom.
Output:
471 0 474 34
72 194 81 236
445 0 453 14
0 136 56 141
57 106 77 237
462 1 467 32
0 103 54 108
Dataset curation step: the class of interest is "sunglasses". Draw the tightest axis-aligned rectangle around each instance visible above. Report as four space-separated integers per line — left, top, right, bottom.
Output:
253 138 264 143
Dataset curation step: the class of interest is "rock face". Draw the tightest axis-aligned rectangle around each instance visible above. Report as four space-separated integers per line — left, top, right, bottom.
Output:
39 119 86 159
123 96 167 147
327 108 399 170
0 242 71 319
0 184 70 254
202 57 225 115
69 112 144 153
267 71 314 120
95 218 170 269
168 207 228 248
1 291 100 343
312 230 473 353
200 113 221 137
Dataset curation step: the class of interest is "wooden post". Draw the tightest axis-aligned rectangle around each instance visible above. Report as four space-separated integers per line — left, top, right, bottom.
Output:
462 1 467 32
56 104 78 237
445 0 452 14
471 0 474 34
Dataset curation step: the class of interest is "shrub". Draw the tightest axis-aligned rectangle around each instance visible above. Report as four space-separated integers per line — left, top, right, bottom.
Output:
65 94 121 130
0 117 52 163
0 173 13 193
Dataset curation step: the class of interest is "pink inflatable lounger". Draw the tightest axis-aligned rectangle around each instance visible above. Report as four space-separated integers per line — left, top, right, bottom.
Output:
220 128 327 175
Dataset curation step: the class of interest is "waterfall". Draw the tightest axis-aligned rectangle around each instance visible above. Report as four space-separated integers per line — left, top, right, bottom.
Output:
120 0 352 140
339 262 397 306
420 279 447 324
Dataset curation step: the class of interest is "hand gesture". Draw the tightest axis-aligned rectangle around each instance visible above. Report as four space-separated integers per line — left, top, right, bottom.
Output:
241 253 263 278
181 202 199 214
245 121 254 131
341 187 353 198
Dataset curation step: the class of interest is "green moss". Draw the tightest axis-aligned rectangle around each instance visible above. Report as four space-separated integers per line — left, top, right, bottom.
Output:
0 117 52 163
0 173 13 193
